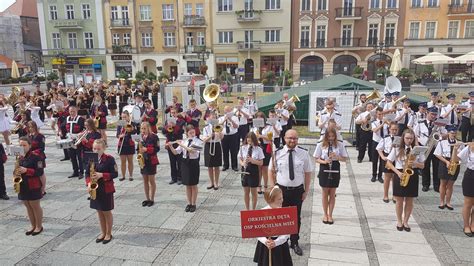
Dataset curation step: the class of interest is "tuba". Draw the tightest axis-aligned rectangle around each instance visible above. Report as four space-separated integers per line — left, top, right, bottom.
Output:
137 141 145 169
400 149 416 187
203 83 220 103
89 160 98 200
448 143 461 176
12 156 22 194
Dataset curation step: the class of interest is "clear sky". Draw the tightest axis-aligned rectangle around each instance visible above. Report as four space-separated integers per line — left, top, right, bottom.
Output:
0 0 16 12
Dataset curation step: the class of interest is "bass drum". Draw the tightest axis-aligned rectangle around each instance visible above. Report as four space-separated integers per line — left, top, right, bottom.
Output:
123 105 142 123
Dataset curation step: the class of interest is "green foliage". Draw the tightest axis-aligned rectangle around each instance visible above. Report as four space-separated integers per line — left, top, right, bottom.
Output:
135 71 146 81
158 72 169 82
277 70 293 86
219 71 232 84
397 68 412 78
147 72 157 81
47 72 59 81
422 65 435 74
118 70 129 79
352 65 364 78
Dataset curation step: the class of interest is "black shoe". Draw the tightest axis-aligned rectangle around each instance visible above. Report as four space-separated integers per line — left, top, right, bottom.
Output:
291 243 303 256
78 174 84 180
438 205 445 210
403 225 411 232
222 167 229 171
357 159 362 163
371 177 376 182
189 205 196 212
383 199 390 203
25 228 35 236
31 227 43 236
0 194 9 200
60 158 69 161
464 230 474 237
177 180 182 185
185 204 191 212
396 225 404 231
68 173 79 178
142 200 149 207
232 168 239 172
119 177 125 181
102 235 112 244
445 204 454 211
378 177 384 184
213 186 219 190
206 185 214 190
129 177 134 181
327 220 334 225
147 201 154 207
169 180 177 185
422 186 429 192
95 236 105 243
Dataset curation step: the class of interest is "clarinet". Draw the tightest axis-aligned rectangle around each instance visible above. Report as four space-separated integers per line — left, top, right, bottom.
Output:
328 142 333 180
242 145 253 175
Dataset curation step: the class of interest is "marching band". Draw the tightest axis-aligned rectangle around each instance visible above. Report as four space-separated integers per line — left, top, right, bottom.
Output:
0 76 472 258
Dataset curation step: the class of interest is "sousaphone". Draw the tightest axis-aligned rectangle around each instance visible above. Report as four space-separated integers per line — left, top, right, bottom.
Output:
384 76 402 95
203 83 220 102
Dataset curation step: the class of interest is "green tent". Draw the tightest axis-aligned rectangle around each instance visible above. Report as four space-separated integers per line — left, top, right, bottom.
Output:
257 74 428 122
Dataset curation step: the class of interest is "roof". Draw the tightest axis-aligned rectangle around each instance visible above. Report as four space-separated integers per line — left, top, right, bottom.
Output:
0 54 27 68
1 0 38 18
257 74 385 108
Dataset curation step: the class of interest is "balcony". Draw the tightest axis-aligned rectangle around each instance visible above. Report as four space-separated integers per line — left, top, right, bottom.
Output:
316 39 326 48
138 20 153 29
45 48 103 56
333 38 362 48
237 41 261 51
53 19 83 29
110 19 132 28
185 45 206 54
236 10 261 22
183 15 206 27
161 20 176 31
448 4 474 15
335 7 363 20
368 37 395 47
300 39 310 48
111 45 134 54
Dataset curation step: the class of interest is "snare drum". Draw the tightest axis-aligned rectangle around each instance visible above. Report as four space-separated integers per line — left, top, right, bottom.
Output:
56 139 73 149
123 105 142 123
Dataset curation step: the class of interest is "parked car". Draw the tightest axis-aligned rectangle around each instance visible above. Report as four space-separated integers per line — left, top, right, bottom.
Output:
36 71 45 78
21 71 34 78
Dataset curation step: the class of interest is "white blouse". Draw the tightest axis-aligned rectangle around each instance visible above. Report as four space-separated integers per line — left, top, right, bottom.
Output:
175 137 203 159
434 139 464 158
458 146 474 170
201 124 221 143
239 144 265 161
262 123 282 142
387 146 426 169
313 141 348 160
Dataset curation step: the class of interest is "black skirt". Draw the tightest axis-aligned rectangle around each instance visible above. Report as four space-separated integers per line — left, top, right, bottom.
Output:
78 109 89 116
90 186 114 211
462 168 474 197
98 121 107 130
141 159 157 175
241 164 259 188
382 152 393 173
181 158 200 186
253 239 293 266
438 158 460 181
118 144 135 156
18 181 42 201
204 142 222 167
392 169 419 197
318 161 341 188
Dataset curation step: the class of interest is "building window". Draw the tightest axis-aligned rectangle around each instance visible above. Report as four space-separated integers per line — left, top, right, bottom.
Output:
385 23 395 45
49 5 58 20
218 31 233 43
82 4 91 19
84 32 94 49
317 0 327 10
427 0 438 7
266 0 280 10
447 21 459 38
112 33 120 45
387 0 397 8
409 22 420 39
368 24 378 46
141 32 152 47
197 32 205 46
65 5 75 20
184 3 192 16
52 33 61 49
218 0 233 12
465 21 474 38
411 0 422 8
342 24 352 46
316 25 326 47
162 4 174 20
301 0 310 11
122 6 129 23
300 26 310 47
164 32 176 47
68 32 77 49
451 0 461 6
123 33 131 45
265 30 280 43
185 32 193 47
140 5 152 21
425 21 436 39
196 4 204 16
111 6 119 20
370 0 380 9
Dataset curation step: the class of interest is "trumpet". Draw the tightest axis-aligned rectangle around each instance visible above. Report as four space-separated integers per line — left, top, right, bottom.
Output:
73 130 88 147
89 160 98 200
10 120 25 134
12 156 22 194
392 95 407 108
167 125 174 133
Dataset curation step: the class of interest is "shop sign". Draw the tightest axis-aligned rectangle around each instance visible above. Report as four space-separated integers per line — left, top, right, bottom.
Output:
79 58 93 65
111 55 132 61
66 58 79 65
51 58 65 65
93 64 102 69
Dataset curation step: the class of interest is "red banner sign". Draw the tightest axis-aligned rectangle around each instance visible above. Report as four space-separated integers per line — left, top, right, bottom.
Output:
240 207 298 239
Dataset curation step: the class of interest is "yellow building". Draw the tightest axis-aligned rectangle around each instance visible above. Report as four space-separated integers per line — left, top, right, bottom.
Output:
403 0 474 75
103 0 213 80
212 0 291 82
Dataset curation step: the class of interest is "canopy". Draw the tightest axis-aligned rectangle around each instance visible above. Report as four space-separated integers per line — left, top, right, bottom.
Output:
390 49 402 76
454 51 474 64
411 52 457 65
11 60 20 79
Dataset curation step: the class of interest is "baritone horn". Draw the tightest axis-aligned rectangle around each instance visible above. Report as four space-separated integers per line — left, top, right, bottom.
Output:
203 83 220 102
366 89 381 101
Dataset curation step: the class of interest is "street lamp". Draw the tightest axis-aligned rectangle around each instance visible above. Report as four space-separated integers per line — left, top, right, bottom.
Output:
373 40 391 79
196 49 210 68
55 52 66 83
30 54 39 72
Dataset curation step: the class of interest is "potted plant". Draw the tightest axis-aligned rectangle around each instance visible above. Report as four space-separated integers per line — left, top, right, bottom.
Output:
397 68 412 90
421 65 435 84
352 65 363 79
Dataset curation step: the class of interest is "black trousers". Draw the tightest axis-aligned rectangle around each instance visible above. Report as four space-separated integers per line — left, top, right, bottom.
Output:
280 184 304 244
355 124 362 147
460 116 473 142
222 133 239 169
61 133 70 160
0 163 5 195
357 130 373 161
151 95 158 110
68 147 83 174
237 124 249 143
168 148 181 181
371 141 384 179
280 125 288 146
287 115 294 130
422 150 440 190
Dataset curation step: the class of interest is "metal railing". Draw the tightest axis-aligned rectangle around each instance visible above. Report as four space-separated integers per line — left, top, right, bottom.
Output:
448 4 474 14
237 41 261 51
53 19 83 28
185 45 206 53
183 15 206 27
110 19 131 27
112 45 133 54
335 7 363 18
333 38 362 47
236 10 261 22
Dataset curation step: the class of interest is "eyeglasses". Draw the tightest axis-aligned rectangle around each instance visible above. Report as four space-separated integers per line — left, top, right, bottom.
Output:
285 137 298 140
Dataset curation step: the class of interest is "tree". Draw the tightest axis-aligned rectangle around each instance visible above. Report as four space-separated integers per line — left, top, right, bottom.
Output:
47 72 59 81
118 70 129 79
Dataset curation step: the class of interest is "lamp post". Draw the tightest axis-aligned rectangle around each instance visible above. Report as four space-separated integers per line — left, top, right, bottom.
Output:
373 40 390 79
196 49 210 69
30 54 39 72
55 52 67 83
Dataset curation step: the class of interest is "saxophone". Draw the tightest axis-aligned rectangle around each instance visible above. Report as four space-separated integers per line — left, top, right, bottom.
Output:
89 161 98 200
424 124 441 158
137 141 145 169
448 143 460 176
12 156 22 194
400 150 415 187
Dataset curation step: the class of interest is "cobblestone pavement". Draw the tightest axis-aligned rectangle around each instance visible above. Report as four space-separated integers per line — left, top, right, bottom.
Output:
1 125 473 265
0 126 311 265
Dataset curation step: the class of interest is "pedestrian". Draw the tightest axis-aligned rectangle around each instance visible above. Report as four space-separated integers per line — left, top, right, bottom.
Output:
239 132 264 210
